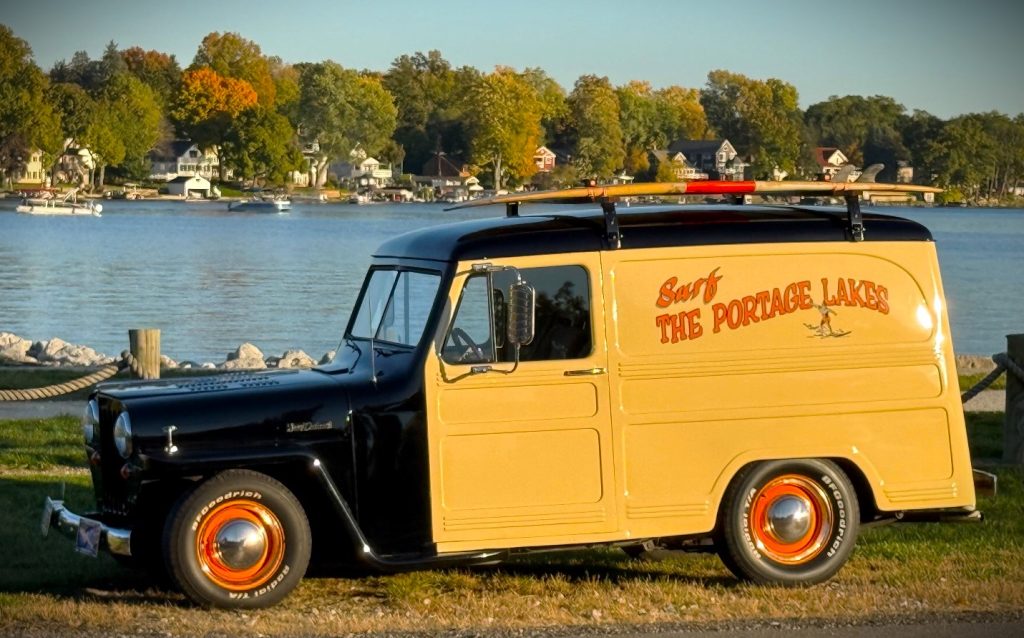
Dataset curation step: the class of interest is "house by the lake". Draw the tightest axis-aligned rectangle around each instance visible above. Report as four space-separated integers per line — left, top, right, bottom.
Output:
165 175 212 198
149 140 220 181
813 147 850 181
667 139 747 181
649 150 706 180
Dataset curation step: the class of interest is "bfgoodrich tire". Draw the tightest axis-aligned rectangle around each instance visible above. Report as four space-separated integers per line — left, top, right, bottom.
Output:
163 469 311 608
717 459 859 585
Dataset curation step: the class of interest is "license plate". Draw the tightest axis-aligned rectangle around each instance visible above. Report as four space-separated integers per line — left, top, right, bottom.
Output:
40 498 55 538
75 517 102 557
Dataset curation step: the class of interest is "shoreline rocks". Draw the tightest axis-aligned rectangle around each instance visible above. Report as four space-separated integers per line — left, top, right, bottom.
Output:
0 332 333 370
1 330 1004 375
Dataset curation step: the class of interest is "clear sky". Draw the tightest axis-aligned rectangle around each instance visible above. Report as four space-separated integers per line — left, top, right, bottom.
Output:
3 0 1022 119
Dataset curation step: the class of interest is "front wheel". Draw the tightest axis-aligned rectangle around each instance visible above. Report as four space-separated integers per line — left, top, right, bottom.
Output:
717 459 859 585
163 469 311 608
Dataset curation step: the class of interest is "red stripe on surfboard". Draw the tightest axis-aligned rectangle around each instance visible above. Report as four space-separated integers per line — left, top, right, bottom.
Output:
681 181 757 195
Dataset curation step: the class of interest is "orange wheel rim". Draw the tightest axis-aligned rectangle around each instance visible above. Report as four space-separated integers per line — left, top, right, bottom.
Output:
195 499 285 591
749 474 832 565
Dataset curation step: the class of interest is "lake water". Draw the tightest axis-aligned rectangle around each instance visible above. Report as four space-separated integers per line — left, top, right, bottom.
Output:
0 199 1021 362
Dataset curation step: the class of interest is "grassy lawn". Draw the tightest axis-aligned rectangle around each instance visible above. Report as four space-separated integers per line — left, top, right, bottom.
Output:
960 371 1008 392
0 413 1021 635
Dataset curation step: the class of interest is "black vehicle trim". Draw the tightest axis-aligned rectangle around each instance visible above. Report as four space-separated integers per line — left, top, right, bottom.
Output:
374 205 934 263
308 456 507 571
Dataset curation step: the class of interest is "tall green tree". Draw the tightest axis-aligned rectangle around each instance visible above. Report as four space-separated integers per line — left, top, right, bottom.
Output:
192 32 276 106
86 73 162 188
465 68 544 188
900 109 946 183
616 81 660 174
268 56 300 125
804 95 906 166
47 82 95 182
222 106 301 185
298 61 397 186
383 51 477 173
0 25 61 186
568 75 624 180
701 71 802 178
521 67 568 144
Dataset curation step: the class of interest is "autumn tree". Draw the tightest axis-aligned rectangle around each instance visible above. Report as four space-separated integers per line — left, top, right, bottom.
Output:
121 46 182 106
701 70 803 178
192 32 275 106
0 25 61 187
568 75 624 180
465 68 543 188
654 86 707 143
297 61 397 186
171 67 258 178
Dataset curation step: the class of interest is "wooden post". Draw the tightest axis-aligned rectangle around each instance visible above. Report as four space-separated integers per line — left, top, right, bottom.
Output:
129 328 161 380
1004 334 1024 465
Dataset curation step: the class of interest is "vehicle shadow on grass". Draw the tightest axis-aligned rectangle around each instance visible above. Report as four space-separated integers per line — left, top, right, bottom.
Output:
465 551 738 588
2 473 737 606
0 476 178 605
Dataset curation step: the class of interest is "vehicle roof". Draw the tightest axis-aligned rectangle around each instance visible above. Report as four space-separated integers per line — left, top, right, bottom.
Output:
373 205 933 263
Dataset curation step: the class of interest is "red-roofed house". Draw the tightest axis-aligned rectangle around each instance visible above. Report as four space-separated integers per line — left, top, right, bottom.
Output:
813 147 849 181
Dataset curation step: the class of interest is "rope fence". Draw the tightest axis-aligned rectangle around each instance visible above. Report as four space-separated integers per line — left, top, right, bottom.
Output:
0 351 145 401
961 352 1024 403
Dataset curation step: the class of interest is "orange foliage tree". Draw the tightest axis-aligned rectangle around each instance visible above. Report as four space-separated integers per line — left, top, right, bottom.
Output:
171 67 258 179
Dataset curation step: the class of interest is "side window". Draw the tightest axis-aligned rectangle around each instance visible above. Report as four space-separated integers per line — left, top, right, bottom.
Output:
512 266 591 362
443 265 592 364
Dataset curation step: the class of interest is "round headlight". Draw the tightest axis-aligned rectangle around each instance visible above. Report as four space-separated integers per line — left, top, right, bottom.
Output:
113 411 133 458
82 400 99 443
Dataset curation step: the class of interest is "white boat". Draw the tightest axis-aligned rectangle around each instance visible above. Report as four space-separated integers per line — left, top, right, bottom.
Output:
16 188 102 217
228 193 291 213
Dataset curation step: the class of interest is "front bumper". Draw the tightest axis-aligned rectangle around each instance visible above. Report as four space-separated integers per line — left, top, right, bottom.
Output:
40 497 132 557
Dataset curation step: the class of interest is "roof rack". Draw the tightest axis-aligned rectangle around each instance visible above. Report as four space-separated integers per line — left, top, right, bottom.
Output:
447 180 941 246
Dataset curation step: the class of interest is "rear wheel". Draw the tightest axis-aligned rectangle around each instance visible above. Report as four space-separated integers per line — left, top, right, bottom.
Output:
163 469 311 608
717 459 859 585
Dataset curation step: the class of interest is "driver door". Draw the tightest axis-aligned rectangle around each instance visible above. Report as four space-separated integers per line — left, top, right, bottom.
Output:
424 253 616 552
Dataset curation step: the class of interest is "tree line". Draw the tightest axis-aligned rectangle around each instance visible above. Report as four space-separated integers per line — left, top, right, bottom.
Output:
1 24 1022 201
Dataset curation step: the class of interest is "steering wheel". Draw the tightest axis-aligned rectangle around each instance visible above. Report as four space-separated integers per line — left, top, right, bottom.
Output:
450 327 484 363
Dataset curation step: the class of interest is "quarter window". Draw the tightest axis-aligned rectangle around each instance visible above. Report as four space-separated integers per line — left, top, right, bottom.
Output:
351 270 440 347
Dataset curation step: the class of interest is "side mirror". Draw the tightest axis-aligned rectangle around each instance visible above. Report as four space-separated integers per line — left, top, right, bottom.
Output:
507 282 535 346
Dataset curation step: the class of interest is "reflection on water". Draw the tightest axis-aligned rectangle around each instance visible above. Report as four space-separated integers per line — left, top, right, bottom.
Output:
0 200 1020 361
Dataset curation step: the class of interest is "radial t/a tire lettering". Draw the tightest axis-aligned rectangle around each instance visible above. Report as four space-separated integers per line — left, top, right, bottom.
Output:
717 459 859 585
163 469 311 608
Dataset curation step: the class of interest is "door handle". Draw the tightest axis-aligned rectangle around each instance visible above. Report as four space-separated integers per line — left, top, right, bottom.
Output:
564 367 607 376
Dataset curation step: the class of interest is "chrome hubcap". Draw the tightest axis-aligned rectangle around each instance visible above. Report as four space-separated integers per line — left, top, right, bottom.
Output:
214 520 267 570
766 495 812 543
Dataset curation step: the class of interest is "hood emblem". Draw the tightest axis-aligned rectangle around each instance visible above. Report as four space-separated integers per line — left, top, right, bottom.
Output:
286 421 334 433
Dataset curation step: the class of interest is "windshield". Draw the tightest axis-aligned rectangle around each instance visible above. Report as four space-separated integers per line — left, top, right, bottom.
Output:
348 269 442 347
